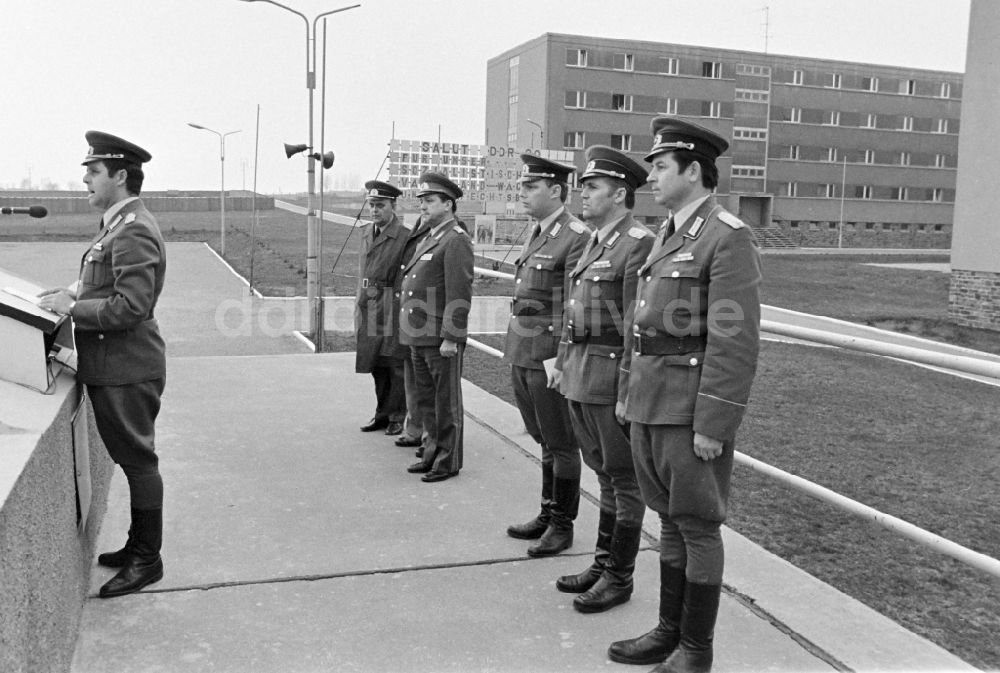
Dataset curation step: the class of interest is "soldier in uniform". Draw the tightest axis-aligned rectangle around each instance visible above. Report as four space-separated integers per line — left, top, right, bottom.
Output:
39 131 167 598
504 154 589 558
607 118 761 673
399 172 474 483
552 146 655 613
356 180 409 436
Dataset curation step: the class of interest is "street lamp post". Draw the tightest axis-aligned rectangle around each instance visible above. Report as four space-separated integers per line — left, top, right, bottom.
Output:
526 118 543 150
188 123 241 256
237 0 360 349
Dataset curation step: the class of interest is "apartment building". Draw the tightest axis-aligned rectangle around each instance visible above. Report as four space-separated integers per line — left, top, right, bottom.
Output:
485 33 962 247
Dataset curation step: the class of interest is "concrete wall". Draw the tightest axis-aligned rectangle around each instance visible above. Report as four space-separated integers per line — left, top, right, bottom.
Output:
949 0 1000 330
0 378 113 673
0 191 275 215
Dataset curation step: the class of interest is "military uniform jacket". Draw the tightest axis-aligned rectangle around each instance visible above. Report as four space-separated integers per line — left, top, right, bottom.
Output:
556 214 654 405
355 214 409 373
73 199 167 386
398 219 474 347
503 208 589 369
619 197 761 441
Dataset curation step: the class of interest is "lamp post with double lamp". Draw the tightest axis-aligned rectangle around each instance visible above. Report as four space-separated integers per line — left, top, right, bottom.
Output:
188 123 241 256
237 0 360 350
526 118 543 150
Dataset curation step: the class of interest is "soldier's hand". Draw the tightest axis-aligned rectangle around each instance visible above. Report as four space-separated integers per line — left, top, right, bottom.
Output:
546 367 562 389
440 339 458 358
37 287 64 297
615 401 627 425
37 290 74 315
693 432 724 461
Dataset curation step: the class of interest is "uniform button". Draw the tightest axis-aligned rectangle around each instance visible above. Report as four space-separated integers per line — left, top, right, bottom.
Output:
516 278 522 284
639 300 646 307
510 314 514 318
400 264 405 269
593 275 600 281
575 280 581 285
671 271 680 278
570 299 576 305
610 353 616 360
98 334 104 340
646 275 652 282
409 309 413 313
547 325 554 332
689 357 699 366
395 292 400 298
408 291 413 296
536 264 542 269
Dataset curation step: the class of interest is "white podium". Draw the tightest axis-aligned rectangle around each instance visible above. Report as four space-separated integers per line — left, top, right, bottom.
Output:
0 267 74 393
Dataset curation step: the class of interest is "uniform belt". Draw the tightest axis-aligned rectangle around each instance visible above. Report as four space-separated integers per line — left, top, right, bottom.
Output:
361 278 387 289
511 300 554 317
633 331 705 355
567 321 624 346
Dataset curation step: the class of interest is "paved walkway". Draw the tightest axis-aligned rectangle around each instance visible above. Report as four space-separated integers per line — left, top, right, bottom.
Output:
0 243 974 672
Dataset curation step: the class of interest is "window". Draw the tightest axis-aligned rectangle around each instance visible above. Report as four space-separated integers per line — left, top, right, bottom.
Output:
900 116 913 131
826 147 839 162
611 134 632 152
939 82 951 98
862 76 879 92
934 224 944 232
701 101 721 118
563 131 585 149
789 220 800 229
825 73 842 88
863 149 875 164
932 188 944 202
865 222 875 230
733 128 767 140
702 61 722 78
900 152 911 166
822 184 837 198
891 187 908 201
863 113 877 128
567 49 588 67
789 107 801 123
735 89 769 102
737 64 770 76
934 154 947 168
565 90 586 108
659 57 679 75
900 79 916 95
658 98 678 115
785 182 798 197
613 53 635 71
791 69 804 85
732 166 765 178
508 57 519 93
824 110 840 126
828 222 838 230
900 223 910 231
788 145 800 160
935 119 949 133
855 185 872 199
612 93 633 112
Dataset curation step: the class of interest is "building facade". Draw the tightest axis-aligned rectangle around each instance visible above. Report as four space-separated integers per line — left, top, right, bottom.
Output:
486 33 963 247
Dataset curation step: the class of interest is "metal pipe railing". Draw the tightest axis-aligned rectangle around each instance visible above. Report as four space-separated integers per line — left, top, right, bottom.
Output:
463 326 1000 580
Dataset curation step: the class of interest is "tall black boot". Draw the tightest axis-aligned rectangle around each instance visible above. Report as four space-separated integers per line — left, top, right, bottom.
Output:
507 461 554 540
654 582 721 673
573 521 642 613
527 477 578 557
608 560 686 664
99 508 164 598
556 508 615 593
97 519 135 568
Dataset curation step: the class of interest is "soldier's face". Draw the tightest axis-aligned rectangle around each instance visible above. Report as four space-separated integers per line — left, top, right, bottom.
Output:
518 179 557 219
648 152 692 210
579 177 621 224
367 198 394 226
83 161 122 211
418 194 450 226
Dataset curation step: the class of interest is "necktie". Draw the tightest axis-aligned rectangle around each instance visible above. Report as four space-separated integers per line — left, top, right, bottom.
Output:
583 229 599 258
519 223 541 261
373 225 381 240
665 216 676 239
651 217 674 257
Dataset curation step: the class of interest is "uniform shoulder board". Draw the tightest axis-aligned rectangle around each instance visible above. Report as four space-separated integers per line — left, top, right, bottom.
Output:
717 211 745 229
628 226 651 239
569 220 587 235
123 212 136 224
453 225 468 235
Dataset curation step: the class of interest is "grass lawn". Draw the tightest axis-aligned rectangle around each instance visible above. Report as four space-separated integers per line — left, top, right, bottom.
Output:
463 333 1000 670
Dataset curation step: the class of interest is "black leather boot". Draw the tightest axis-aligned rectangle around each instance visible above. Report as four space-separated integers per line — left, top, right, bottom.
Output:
556 509 615 593
99 508 164 598
507 462 553 540
97 517 136 568
653 582 721 673
608 560 686 664
527 477 578 557
573 522 642 613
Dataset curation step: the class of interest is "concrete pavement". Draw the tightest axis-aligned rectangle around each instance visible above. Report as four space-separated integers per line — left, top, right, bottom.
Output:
0 242 973 672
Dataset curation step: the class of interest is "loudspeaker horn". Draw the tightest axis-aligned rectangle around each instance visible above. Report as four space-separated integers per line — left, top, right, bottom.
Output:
283 142 308 158
311 151 335 169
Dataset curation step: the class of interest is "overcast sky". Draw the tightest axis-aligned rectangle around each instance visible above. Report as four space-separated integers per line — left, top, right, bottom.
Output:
0 0 971 194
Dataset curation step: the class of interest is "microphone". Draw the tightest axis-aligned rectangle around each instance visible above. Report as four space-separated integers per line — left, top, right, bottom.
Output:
0 206 48 218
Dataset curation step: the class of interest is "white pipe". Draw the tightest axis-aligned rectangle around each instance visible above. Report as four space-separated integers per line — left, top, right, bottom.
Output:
762 319 1000 380
735 452 1000 579
474 266 515 280
467 337 504 359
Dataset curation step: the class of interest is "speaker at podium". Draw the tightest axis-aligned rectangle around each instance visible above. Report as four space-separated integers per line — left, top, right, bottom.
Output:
0 267 75 393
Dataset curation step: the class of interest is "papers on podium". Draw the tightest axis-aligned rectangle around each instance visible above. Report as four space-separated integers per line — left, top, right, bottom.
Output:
0 268 74 392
